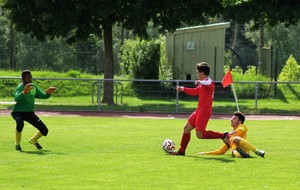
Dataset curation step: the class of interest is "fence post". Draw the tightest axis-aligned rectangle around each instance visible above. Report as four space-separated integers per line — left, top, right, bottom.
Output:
255 82 258 111
176 80 179 113
91 81 96 104
97 80 102 111
115 82 118 105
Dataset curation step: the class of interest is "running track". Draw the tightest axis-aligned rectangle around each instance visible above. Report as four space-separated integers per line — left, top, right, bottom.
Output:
1 110 299 120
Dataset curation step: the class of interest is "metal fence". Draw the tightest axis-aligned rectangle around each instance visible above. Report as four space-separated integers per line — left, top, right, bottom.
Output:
1 77 299 114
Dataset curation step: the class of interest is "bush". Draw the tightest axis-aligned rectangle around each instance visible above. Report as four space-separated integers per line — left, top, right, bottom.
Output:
230 66 270 98
121 38 162 96
278 55 300 82
121 38 160 80
0 70 102 98
67 70 81 78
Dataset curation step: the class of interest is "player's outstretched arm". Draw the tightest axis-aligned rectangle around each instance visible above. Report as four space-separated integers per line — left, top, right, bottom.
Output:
176 86 184 92
46 87 56 94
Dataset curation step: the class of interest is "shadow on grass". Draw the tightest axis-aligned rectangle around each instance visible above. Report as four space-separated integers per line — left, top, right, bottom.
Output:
20 149 65 155
287 84 300 100
185 155 236 163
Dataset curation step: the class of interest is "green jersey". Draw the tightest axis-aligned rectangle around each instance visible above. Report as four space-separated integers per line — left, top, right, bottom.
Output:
12 83 51 112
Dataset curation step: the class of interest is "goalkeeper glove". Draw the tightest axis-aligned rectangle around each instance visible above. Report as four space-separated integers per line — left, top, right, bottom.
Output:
46 87 56 94
23 84 33 94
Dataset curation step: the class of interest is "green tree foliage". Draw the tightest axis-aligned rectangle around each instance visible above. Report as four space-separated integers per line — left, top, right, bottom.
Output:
0 14 9 69
222 0 300 29
278 55 300 81
3 0 300 103
121 38 161 96
121 38 160 79
157 35 173 80
1 0 225 104
3 31 104 74
245 23 300 74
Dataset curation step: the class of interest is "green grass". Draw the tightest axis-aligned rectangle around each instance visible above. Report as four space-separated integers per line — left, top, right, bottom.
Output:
1 95 300 114
1 116 299 189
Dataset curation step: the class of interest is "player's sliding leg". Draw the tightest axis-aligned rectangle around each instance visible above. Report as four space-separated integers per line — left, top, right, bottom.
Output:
237 138 265 158
232 149 244 158
235 147 250 158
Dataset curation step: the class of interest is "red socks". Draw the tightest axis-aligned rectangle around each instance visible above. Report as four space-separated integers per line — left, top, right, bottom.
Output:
178 131 223 154
179 133 190 153
201 130 224 139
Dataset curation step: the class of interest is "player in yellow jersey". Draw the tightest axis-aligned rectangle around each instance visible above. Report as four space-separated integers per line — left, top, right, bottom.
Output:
198 111 265 158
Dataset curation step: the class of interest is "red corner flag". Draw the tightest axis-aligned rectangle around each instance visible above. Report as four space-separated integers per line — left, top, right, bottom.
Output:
222 70 233 88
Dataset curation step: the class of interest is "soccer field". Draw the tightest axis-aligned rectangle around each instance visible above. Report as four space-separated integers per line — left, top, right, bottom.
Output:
0 115 299 190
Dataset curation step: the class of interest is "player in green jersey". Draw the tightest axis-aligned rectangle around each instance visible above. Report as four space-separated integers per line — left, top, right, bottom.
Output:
11 70 56 151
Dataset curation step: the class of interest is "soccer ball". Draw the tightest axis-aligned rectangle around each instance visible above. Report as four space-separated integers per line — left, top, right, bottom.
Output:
162 139 175 153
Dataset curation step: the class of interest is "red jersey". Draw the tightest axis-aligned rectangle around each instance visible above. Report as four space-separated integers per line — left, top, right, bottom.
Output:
183 77 214 113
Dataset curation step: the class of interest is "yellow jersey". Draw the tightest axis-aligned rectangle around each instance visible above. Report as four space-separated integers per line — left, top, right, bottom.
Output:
204 124 248 155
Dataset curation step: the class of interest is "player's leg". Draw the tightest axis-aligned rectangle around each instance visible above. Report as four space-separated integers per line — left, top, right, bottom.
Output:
195 111 224 139
26 113 48 149
15 130 22 149
178 122 194 154
231 150 243 158
233 137 265 158
30 131 43 143
235 147 250 158
231 149 250 158
11 112 24 151
170 112 195 155
170 122 194 155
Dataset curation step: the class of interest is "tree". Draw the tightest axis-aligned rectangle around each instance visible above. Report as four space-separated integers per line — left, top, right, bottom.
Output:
222 0 300 29
0 9 10 69
3 0 300 104
2 0 222 104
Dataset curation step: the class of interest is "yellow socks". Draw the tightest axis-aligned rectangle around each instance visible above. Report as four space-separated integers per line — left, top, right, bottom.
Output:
15 130 22 145
30 131 43 142
238 138 258 153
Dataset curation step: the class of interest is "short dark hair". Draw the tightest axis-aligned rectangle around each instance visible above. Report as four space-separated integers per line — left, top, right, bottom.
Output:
233 111 245 124
196 62 210 75
21 70 31 79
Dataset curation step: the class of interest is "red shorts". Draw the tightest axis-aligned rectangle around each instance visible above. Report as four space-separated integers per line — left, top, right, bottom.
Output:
188 109 211 131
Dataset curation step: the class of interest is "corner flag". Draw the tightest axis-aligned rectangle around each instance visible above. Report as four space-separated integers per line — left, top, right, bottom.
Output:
221 70 240 111
222 70 233 88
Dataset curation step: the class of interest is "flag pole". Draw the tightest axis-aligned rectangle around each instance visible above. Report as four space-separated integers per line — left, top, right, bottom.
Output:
231 83 240 112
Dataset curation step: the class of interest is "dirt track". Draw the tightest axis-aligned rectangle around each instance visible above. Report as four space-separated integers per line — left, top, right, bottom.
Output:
1 109 300 120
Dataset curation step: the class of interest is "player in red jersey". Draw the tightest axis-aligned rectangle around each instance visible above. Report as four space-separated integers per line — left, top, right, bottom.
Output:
170 62 228 155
